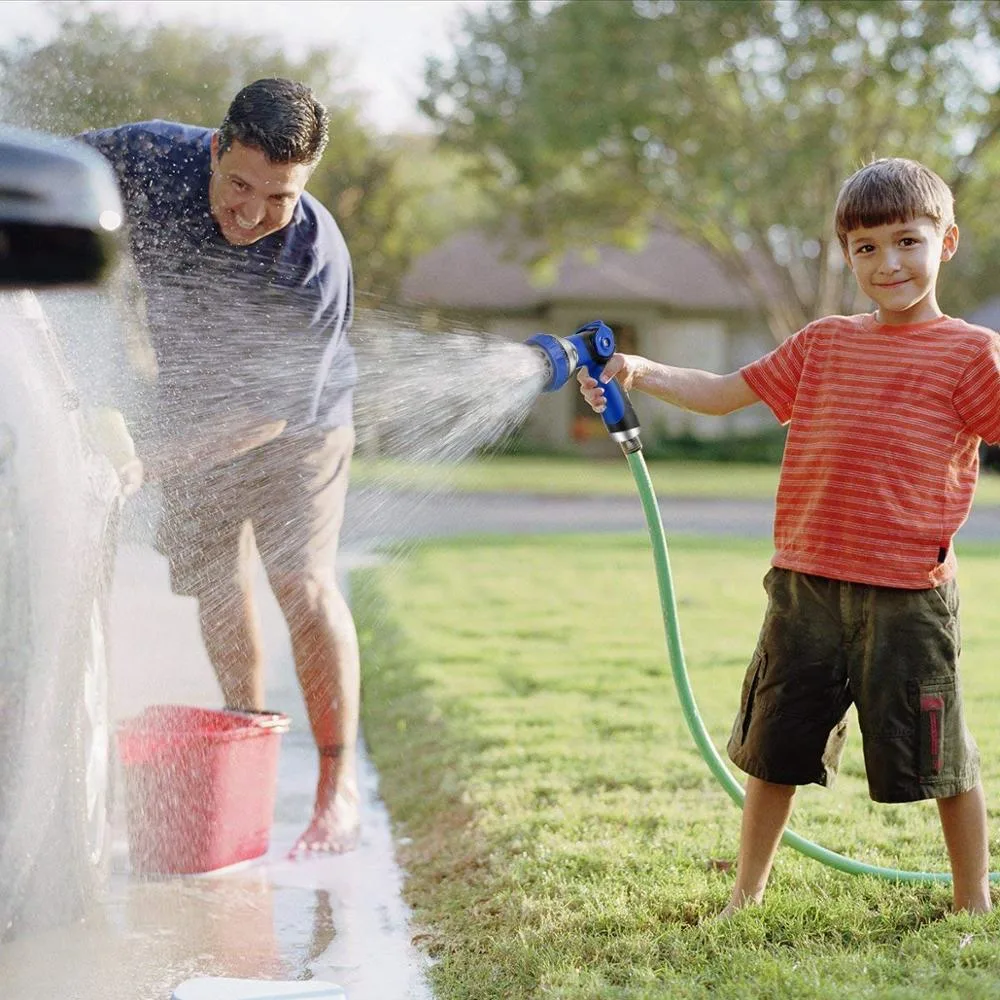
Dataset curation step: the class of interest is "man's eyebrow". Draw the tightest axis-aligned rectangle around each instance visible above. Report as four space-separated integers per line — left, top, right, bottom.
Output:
225 169 298 196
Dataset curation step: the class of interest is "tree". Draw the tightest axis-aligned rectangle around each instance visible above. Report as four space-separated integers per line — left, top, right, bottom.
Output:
422 0 1000 339
0 1 443 301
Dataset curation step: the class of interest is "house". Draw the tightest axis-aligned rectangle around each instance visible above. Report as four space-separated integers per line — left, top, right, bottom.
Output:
399 226 777 453
967 297 1000 332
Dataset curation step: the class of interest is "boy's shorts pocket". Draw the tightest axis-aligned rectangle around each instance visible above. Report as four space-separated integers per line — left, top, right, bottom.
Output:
918 677 956 783
729 650 764 752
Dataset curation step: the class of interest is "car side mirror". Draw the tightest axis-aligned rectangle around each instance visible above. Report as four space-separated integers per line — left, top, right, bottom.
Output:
0 124 123 288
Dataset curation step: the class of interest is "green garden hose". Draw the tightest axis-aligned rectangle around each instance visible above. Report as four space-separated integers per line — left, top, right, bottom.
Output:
627 447 998 884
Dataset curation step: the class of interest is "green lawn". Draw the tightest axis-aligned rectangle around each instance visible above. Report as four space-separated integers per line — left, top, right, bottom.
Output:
357 534 1000 999
353 455 1000 505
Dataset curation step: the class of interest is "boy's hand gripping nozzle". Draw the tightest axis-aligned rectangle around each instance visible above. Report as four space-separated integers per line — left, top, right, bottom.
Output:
526 320 642 454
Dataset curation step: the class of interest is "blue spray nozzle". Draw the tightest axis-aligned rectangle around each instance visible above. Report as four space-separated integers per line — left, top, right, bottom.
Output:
526 320 642 454
525 332 577 392
569 319 616 366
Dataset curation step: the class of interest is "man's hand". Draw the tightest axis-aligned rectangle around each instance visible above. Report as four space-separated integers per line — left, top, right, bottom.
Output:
83 406 144 497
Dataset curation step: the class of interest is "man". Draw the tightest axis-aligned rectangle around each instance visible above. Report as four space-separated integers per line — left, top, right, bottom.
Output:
81 78 361 854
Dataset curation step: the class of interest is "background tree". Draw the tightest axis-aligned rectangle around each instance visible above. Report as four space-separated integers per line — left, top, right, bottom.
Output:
0 1 462 302
422 0 1000 339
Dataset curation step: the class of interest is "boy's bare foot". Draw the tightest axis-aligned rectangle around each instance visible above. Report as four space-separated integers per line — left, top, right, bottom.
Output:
954 897 992 916
711 892 761 922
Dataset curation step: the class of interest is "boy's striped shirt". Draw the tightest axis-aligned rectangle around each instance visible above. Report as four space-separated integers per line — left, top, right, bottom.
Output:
741 313 1000 588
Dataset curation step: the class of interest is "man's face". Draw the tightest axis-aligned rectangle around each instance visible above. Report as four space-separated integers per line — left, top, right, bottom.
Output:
842 215 959 325
208 134 313 246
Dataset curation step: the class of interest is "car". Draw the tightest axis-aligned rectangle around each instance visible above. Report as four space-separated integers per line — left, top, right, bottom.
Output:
0 124 132 939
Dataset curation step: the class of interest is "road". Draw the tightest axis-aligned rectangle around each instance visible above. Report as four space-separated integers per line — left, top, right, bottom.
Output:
341 484 1000 546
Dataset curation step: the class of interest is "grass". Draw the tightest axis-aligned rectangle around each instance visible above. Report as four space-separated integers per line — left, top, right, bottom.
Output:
357 534 1000 999
352 454 1000 506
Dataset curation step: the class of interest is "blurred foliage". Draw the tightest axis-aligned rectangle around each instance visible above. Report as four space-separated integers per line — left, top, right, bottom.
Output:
644 426 788 464
423 0 1000 338
0 1 487 302
495 424 788 462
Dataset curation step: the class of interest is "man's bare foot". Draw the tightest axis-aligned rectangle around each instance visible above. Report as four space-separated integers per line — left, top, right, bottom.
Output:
289 746 361 857
289 788 360 856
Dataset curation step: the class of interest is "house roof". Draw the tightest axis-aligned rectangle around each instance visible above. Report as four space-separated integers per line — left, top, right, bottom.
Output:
401 227 757 312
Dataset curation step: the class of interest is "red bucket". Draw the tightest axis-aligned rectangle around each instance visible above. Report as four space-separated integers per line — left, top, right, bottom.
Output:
117 705 290 875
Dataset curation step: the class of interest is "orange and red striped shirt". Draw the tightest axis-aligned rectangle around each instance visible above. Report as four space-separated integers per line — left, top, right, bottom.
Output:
741 313 1000 589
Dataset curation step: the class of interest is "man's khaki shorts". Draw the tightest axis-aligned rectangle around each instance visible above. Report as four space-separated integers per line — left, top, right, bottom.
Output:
156 426 354 600
727 567 980 803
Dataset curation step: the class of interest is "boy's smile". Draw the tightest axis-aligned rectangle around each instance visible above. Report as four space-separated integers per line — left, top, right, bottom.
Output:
843 215 959 325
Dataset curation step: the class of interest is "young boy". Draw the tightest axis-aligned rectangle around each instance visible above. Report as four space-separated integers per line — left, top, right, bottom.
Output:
578 158 1000 915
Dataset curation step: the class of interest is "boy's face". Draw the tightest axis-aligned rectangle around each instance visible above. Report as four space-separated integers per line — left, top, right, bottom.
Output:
842 215 959 326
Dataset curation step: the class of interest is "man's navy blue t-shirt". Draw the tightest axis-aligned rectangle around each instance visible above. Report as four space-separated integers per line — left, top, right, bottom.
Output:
78 120 355 435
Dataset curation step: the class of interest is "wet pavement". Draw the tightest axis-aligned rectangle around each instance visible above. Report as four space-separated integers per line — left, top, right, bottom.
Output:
2 484 998 999
0 532 433 1000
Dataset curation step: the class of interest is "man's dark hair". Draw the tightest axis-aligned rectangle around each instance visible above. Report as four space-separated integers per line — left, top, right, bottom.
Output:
217 78 329 165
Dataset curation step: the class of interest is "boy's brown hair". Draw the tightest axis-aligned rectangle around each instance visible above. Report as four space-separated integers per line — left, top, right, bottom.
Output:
834 158 954 249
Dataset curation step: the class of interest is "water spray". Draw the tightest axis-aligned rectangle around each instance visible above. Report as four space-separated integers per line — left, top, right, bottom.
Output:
526 318 994 886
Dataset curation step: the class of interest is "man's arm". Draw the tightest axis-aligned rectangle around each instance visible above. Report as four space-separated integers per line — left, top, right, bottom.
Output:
579 353 761 416
300 201 356 429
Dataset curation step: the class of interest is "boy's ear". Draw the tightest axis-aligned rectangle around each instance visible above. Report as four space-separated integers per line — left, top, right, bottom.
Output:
841 244 854 271
941 223 960 261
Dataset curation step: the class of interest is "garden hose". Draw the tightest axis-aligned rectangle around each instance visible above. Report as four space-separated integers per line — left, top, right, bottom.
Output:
626 447 999 884
524 318 992 884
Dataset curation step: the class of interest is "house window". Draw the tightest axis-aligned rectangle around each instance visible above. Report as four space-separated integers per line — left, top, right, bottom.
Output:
572 322 638 442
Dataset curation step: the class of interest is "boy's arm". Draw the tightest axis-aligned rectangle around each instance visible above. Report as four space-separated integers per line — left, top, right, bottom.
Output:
953 334 1000 446
579 353 761 416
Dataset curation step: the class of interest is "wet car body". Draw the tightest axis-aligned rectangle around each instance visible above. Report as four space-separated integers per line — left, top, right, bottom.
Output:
0 127 126 938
